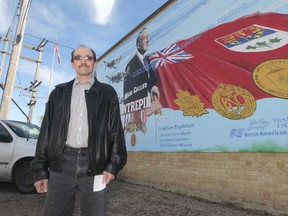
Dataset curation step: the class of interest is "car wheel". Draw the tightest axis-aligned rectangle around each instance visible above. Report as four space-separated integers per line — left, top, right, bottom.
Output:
13 161 35 194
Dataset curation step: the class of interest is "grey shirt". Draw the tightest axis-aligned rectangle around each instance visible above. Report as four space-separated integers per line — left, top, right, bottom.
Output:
66 77 94 148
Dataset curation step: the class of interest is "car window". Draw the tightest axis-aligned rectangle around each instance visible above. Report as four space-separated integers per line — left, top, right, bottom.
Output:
3 120 40 139
0 123 13 143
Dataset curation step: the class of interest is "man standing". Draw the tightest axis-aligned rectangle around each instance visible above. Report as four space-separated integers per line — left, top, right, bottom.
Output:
31 45 127 216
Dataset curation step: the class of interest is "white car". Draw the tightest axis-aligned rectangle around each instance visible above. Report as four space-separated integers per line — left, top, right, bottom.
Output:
0 119 39 194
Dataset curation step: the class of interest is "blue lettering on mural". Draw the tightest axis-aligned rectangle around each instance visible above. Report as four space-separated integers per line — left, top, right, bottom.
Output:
230 128 244 138
273 117 288 128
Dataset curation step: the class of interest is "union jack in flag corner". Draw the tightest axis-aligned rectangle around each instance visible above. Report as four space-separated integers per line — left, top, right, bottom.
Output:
148 43 193 71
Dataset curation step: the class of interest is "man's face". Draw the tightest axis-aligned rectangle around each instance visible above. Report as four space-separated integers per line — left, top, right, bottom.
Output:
138 29 149 53
71 47 97 78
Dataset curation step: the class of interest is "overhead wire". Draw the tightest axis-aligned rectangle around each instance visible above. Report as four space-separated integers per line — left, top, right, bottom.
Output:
6 0 19 38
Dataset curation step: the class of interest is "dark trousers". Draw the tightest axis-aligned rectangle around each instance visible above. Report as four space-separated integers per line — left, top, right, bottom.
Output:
43 146 107 216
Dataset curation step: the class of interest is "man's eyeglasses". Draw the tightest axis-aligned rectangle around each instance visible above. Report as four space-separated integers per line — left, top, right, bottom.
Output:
73 55 94 61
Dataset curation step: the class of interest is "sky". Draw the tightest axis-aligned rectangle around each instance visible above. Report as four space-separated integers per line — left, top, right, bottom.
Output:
0 0 168 125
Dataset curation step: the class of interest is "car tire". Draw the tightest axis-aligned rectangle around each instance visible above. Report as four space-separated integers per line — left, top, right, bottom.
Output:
13 161 36 194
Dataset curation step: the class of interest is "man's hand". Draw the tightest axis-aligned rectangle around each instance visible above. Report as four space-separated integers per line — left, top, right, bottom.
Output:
34 179 48 193
102 171 115 184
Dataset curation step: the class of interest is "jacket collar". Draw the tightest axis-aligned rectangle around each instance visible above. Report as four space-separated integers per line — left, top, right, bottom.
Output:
55 77 101 94
89 78 101 94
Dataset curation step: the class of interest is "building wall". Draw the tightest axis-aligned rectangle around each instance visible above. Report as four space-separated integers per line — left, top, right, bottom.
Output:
118 152 288 215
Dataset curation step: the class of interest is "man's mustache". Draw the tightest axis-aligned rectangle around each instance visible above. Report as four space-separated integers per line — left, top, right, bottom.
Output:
79 64 89 68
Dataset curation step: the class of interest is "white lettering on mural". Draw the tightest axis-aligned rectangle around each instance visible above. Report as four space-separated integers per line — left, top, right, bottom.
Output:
124 96 151 113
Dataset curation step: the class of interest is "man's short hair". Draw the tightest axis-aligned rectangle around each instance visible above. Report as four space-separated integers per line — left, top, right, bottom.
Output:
71 45 97 62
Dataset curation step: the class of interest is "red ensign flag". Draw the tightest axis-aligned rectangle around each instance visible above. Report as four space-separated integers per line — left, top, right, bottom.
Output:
55 40 61 64
148 12 288 110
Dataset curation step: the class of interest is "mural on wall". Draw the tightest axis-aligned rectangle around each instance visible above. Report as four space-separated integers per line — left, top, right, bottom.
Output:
96 0 288 152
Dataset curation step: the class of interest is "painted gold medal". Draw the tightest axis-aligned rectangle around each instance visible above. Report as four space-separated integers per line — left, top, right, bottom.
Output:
212 84 256 120
253 59 288 99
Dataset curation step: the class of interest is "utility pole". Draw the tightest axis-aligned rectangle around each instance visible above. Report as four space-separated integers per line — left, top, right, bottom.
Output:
0 0 31 119
0 38 48 121
27 39 48 123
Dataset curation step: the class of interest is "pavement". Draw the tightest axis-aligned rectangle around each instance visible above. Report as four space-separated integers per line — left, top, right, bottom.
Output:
0 180 286 216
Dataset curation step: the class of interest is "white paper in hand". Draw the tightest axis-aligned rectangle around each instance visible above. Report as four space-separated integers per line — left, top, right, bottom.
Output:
93 175 106 192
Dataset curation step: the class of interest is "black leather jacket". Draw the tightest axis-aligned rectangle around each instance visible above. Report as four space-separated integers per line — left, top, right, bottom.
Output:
31 78 127 182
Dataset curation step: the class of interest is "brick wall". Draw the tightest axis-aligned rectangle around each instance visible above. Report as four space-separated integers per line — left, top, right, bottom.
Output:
118 152 288 215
